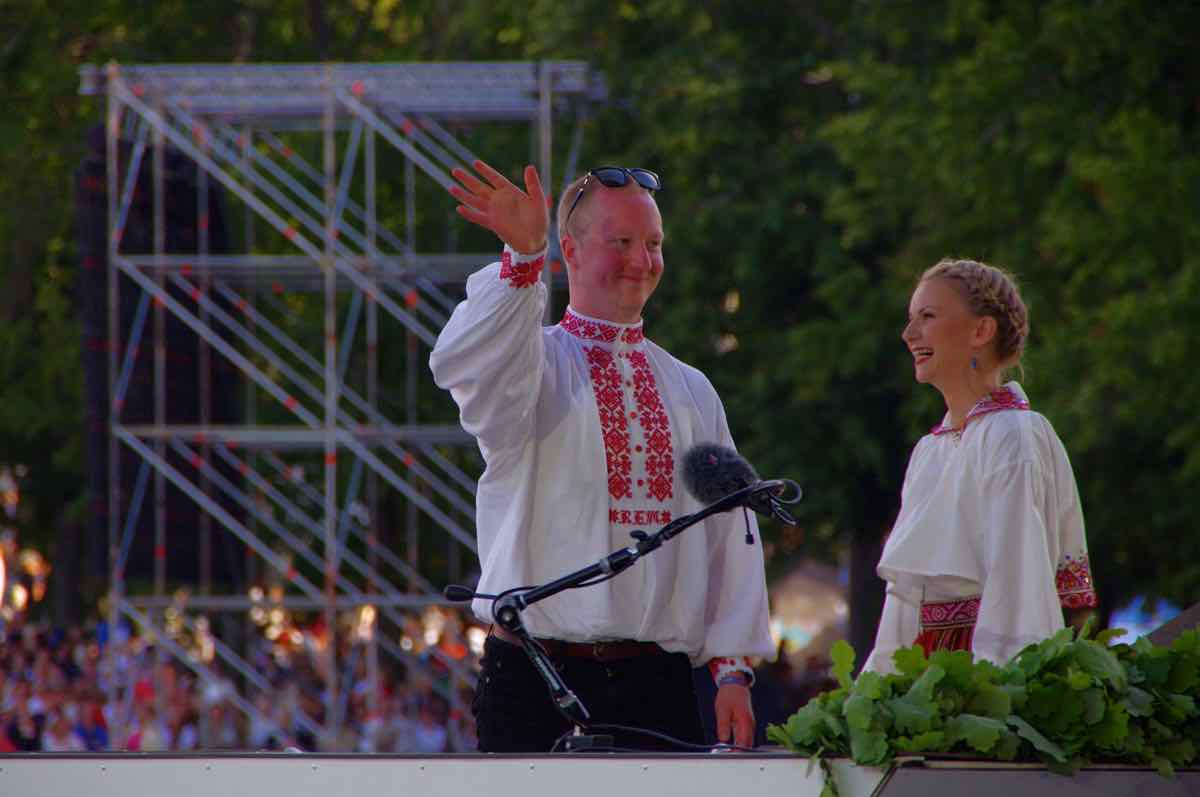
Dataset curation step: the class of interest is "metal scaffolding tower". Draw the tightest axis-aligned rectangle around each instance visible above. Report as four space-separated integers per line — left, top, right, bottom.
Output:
79 62 605 748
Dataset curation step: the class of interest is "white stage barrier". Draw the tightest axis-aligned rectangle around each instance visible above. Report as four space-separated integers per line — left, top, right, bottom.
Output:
3 753 1196 796
0 752 883 797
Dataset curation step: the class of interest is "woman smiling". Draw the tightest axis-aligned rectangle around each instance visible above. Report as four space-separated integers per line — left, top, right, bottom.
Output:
864 259 1097 673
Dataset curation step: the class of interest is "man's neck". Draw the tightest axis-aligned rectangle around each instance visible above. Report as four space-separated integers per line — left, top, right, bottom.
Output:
567 301 643 326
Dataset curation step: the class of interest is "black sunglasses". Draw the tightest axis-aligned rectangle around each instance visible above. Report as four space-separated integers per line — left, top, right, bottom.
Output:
563 166 662 230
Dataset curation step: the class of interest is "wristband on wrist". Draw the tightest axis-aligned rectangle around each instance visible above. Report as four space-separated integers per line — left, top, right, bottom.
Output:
708 655 755 688
716 672 750 688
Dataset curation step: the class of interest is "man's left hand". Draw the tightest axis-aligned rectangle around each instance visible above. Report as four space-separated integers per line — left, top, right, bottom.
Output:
714 683 754 748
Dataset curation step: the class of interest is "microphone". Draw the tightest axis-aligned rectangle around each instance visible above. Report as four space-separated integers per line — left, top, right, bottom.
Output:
681 443 801 530
682 443 761 504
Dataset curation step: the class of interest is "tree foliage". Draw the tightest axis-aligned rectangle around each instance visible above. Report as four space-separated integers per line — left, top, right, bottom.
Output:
1 0 1197 637
818 0 1200 617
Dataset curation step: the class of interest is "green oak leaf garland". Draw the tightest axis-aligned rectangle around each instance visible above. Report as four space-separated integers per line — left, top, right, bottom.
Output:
767 626 1200 796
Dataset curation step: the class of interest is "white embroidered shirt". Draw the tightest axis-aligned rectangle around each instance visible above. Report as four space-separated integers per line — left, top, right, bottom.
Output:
429 247 774 667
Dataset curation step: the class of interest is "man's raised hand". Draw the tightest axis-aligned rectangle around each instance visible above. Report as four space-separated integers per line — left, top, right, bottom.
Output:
449 160 548 255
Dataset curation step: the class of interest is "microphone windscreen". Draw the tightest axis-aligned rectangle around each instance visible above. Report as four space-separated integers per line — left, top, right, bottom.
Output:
681 443 759 504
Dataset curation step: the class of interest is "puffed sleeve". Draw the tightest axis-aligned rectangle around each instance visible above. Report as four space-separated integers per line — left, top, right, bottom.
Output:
971 461 1065 665
428 246 548 453
864 585 921 674
698 398 776 664
1047 433 1098 610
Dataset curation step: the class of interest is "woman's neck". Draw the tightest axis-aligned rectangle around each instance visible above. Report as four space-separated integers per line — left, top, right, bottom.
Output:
940 377 1002 430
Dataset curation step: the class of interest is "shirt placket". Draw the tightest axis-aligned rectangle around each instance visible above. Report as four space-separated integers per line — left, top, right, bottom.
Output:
616 341 648 500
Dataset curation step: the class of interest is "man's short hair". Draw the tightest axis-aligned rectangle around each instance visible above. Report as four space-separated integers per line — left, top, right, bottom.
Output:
557 172 593 244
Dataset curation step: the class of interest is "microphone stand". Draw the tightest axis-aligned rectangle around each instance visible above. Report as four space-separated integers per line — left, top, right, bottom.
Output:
483 480 798 751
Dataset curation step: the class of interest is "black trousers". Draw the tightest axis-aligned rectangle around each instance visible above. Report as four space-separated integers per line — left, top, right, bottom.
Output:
472 634 705 753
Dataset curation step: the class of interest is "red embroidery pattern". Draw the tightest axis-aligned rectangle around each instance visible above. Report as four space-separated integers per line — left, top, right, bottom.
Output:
931 386 1031 436
919 596 981 631
627 350 673 501
586 347 632 500
561 308 644 344
1056 553 1098 609
609 508 672 526
498 249 544 289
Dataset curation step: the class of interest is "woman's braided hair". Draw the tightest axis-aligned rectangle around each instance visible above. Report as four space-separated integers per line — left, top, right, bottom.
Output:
921 258 1029 369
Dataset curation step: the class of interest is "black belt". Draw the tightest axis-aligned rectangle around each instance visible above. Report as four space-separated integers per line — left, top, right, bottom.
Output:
490 626 668 663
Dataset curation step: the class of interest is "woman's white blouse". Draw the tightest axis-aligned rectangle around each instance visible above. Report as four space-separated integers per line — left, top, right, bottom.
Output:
865 383 1096 673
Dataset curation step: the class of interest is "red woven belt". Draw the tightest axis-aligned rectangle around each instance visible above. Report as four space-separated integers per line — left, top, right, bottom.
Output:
919 596 981 631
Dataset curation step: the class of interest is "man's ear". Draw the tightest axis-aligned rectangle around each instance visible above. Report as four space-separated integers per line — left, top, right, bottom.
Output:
560 233 576 270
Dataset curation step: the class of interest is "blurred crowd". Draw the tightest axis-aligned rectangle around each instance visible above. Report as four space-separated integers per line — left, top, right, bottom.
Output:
0 612 838 753
0 614 477 753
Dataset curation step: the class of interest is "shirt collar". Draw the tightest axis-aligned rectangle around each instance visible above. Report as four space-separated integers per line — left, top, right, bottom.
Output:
931 382 1030 436
560 306 645 345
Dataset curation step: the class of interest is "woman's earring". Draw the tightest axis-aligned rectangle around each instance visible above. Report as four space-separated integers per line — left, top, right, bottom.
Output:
970 356 978 370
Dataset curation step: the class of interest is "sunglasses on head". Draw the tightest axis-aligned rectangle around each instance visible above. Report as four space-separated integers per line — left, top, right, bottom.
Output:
563 166 662 229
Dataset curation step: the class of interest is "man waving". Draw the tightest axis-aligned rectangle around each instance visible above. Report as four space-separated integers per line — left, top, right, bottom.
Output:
430 160 772 752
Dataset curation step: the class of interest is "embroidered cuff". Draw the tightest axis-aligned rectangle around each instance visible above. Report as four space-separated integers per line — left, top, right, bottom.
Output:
708 656 755 688
1056 553 1098 609
499 244 546 289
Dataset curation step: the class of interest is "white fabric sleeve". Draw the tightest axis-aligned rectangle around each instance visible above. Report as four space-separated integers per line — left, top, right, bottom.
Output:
971 461 1064 666
863 586 920 674
698 399 775 665
428 246 548 453
1047 431 1097 609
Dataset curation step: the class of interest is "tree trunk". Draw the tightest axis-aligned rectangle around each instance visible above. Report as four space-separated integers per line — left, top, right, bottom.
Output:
306 0 331 61
848 525 885 675
51 515 83 626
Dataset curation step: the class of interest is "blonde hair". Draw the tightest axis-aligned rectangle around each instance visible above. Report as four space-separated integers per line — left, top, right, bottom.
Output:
921 258 1029 368
557 173 592 243
556 172 655 245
